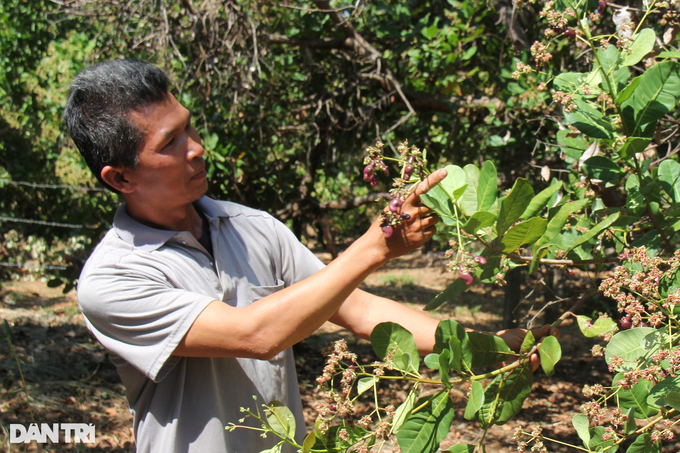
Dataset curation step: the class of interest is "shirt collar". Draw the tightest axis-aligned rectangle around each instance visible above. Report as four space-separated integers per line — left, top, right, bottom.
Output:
113 196 229 253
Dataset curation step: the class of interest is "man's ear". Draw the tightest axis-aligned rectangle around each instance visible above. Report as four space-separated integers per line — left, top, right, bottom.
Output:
101 166 137 193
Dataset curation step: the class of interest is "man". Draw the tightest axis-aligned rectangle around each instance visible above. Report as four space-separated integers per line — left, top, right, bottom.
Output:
64 59 548 452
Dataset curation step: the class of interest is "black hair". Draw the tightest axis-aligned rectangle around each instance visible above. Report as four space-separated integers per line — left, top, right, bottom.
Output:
63 59 170 192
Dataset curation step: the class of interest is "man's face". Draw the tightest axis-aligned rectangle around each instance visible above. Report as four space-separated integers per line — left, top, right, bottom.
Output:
125 94 208 208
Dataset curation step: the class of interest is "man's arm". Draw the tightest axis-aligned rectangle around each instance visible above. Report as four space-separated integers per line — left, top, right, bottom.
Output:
173 169 448 360
331 287 557 370
329 288 440 354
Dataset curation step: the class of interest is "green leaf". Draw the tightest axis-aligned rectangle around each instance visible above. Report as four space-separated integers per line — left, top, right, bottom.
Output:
658 159 680 202
572 414 591 447
647 375 680 407
477 367 533 427
626 433 662 453
605 327 656 371
567 212 621 252
446 444 475 453
439 165 467 199
463 381 484 420
576 315 617 338
435 320 471 372
565 99 614 138
477 161 498 212
582 156 623 181
501 218 548 253
421 186 454 220
624 407 637 434
615 75 641 105
425 278 470 310
553 72 582 92
537 335 561 376
448 337 463 374
621 61 680 137
261 444 283 453
371 322 420 373
618 137 651 159
597 44 620 75
521 182 562 220
496 178 534 236
556 130 590 160
588 426 619 452
424 353 441 370
615 372 658 417
520 330 535 354
664 391 680 410
622 29 656 66
422 23 439 40
302 432 316 453
397 392 455 453
458 164 480 216
462 211 497 234
392 391 417 434
438 349 452 387
357 377 377 396
453 184 469 201
461 45 477 61
535 199 589 248
265 401 296 438
658 51 680 59
467 332 514 368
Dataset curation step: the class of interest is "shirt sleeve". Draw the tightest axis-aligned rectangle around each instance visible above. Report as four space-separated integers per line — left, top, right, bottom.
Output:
77 259 215 382
270 216 326 285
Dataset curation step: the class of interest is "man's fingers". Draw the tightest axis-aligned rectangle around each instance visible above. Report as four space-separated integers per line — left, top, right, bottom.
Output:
531 324 552 340
413 168 448 197
530 353 540 372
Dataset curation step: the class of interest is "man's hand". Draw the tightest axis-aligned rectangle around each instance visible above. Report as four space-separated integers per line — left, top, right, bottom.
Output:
361 168 448 262
495 325 560 371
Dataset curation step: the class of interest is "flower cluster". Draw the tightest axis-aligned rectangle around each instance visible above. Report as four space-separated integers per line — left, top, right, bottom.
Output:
530 41 553 68
599 247 677 329
444 239 487 286
513 426 548 453
363 140 429 237
552 91 576 113
513 61 533 80
363 141 388 187
313 340 407 450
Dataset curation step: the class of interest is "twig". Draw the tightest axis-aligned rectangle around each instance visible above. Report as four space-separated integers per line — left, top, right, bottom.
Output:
550 288 600 329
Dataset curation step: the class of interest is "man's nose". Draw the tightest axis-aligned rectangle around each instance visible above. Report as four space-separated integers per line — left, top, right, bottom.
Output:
187 137 204 161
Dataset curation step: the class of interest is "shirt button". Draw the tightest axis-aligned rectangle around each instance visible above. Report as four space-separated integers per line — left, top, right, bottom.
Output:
209 261 214 266
181 240 187 245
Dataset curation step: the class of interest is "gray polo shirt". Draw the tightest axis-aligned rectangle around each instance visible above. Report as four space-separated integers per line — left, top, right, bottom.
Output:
78 196 325 452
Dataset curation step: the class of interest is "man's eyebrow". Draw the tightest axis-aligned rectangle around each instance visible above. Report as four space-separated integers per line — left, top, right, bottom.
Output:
159 110 192 145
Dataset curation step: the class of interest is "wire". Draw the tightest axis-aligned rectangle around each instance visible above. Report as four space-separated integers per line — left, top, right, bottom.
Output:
0 216 97 229
0 262 67 270
0 179 107 192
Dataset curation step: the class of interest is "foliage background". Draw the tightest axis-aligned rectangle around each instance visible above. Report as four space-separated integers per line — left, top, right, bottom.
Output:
0 0 557 289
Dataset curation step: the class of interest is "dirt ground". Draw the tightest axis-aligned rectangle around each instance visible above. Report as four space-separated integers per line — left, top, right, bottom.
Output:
0 250 677 452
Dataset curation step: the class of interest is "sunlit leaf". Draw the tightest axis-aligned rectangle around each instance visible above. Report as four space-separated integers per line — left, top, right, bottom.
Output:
397 392 455 453
496 178 534 236
576 315 617 338
521 182 562 220
265 401 296 438
477 161 498 212
501 218 548 253
464 381 484 420
622 29 656 66
537 335 561 376
605 327 656 371
371 322 420 374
